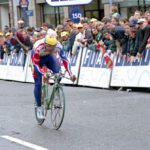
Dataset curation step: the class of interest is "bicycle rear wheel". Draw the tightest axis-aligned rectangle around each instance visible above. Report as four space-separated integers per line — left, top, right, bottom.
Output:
51 86 65 130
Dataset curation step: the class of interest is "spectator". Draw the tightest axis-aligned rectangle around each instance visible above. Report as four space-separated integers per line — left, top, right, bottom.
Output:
60 31 70 52
92 26 101 43
144 11 150 25
56 24 64 41
22 29 33 51
4 32 13 55
134 10 142 20
64 24 78 56
0 32 5 61
111 6 121 19
89 18 98 28
128 26 136 57
66 19 74 28
42 22 49 31
103 30 116 54
106 20 125 52
146 37 150 49
137 18 150 57
121 23 130 57
83 21 93 46
119 17 128 26
17 19 25 29
111 17 120 26
3 25 9 34
72 23 85 56
96 21 104 41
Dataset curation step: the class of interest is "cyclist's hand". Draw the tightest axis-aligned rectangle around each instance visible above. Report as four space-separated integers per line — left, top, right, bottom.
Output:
43 73 49 83
70 75 77 82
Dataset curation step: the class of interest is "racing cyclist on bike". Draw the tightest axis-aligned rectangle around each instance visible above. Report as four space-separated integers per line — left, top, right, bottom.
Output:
32 34 75 119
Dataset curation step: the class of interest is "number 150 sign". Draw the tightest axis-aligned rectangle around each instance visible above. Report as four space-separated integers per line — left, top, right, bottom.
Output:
46 0 93 6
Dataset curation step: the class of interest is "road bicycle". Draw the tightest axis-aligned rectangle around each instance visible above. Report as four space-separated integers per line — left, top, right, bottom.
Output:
34 71 67 130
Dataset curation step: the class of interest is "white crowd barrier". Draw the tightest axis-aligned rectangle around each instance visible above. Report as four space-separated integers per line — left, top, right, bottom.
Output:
0 48 150 88
111 49 150 88
0 50 30 82
60 49 82 85
78 47 112 88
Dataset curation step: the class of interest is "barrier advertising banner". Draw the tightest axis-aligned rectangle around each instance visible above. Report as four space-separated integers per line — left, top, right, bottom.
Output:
25 51 34 83
111 49 150 87
0 54 9 80
5 51 30 82
57 49 82 85
0 51 29 82
78 48 112 88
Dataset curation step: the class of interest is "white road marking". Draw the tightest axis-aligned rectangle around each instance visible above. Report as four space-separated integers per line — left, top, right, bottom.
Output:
1 135 49 150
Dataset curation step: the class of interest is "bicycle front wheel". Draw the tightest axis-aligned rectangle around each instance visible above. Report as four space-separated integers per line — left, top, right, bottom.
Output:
51 85 65 130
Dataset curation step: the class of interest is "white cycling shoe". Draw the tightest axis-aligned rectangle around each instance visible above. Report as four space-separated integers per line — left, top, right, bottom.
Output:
37 106 45 119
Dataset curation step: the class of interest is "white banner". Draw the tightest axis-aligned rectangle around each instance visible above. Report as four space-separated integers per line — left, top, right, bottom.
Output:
25 51 34 83
0 53 9 80
0 51 29 82
111 49 150 87
5 51 30 82
61 49 81 85
46 0 92 6
78 48 112 88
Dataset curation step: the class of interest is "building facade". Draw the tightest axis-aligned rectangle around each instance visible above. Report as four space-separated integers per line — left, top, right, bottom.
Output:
0 0 150 29
0 0 9 29
12 0 104 28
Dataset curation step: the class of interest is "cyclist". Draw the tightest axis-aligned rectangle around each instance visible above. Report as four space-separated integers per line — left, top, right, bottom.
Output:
32 34 75 119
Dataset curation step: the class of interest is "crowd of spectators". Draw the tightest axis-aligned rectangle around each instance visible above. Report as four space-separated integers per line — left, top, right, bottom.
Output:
0 7 150 64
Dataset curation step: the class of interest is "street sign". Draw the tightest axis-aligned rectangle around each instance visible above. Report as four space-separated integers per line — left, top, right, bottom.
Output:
26 10 33 16
46 0 93 6
69 8 83 23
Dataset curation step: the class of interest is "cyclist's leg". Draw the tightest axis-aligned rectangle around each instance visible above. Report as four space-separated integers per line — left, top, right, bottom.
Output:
45 54 61 73
33 66 42 107
33 54 60 106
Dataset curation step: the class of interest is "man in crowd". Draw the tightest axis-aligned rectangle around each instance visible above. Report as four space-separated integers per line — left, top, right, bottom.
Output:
137 18 150 58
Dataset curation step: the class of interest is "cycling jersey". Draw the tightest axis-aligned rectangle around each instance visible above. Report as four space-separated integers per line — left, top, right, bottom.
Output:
32 38 72 76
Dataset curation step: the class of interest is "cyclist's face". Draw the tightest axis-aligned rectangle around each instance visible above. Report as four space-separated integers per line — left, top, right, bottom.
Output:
45 44 56 53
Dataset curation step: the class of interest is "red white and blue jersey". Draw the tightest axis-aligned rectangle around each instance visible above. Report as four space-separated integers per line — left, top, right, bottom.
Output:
32 38 72 76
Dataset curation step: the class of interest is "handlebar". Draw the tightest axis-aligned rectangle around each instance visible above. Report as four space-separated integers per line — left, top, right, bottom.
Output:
45 71 71 83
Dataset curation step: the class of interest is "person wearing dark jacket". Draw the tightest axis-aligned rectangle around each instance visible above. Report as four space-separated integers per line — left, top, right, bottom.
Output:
137 18 150 57
103 30 116 54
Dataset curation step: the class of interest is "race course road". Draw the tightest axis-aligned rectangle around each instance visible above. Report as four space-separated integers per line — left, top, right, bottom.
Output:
0 80 150 150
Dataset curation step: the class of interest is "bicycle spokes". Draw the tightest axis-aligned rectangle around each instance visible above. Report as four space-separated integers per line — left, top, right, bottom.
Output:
51 87 65 129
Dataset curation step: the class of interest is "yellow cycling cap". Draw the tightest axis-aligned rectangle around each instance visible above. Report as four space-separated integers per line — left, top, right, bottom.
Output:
45 35 58 45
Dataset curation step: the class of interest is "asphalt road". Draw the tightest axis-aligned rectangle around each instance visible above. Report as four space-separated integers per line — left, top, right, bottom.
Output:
0 80 150 150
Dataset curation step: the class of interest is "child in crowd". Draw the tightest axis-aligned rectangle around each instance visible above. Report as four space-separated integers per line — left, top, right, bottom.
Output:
60 31 71 52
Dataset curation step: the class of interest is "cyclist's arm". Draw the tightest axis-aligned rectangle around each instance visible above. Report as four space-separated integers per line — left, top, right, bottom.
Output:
57 45 72 76
32 52 45 75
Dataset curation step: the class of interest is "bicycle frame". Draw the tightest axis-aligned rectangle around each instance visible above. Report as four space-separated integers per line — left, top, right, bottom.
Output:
42 77 61 110
36 70 69 128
